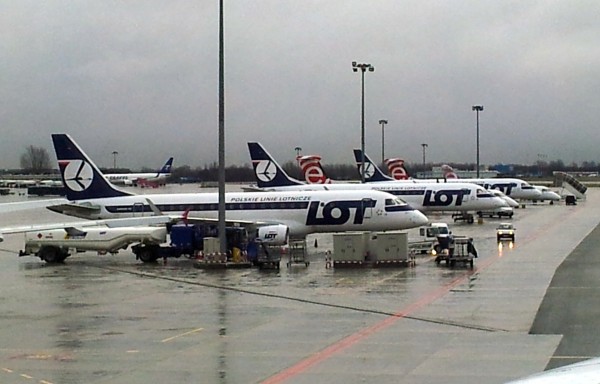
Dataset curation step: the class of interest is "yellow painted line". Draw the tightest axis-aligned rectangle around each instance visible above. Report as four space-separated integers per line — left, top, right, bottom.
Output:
161 328 204 343
2 367 13 373
20 373 33 379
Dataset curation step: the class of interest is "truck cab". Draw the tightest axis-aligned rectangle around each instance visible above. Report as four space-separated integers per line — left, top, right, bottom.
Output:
420 222 450 238
410 222 451 254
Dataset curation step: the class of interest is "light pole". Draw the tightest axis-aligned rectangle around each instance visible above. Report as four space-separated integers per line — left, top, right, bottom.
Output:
352 61 374 183
294 146 302 157
421 143 428 166
472 105 484 178
379 119 388 165
218 0 226 254
112 151 118 169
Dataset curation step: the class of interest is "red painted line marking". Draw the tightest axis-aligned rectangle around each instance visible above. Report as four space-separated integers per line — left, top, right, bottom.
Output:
262 273 470 384
263 206 581 383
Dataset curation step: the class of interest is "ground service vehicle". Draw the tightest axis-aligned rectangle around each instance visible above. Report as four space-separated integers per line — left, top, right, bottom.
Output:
410 222 450 254
133 224 248 263
496 223 516 242
434 236 477 268
477 207 514 219
21 222 249 264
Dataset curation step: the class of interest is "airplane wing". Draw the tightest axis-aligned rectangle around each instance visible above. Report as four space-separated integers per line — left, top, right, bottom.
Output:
505 357 600 383
46 202 102 216
0 198 68 214
184 215 277 228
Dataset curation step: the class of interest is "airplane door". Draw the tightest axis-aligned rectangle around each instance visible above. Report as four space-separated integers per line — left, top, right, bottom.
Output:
362 198 373 219
133 202 145 217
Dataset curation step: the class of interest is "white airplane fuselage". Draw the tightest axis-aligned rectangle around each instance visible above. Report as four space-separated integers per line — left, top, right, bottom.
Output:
49 190 429 238
249 182 507 213
409 178 542 200
105 173 167 186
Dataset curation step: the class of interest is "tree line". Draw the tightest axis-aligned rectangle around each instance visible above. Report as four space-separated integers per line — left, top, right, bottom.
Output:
7 145 600 181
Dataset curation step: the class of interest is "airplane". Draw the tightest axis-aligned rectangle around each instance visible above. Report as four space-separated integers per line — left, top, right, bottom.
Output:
381 161 519 208
294 150 520 211
104 157 173 187
534 185 562 204
247 142 508 215
438 163 560 203
44 134 429 241
504 356 600 383
354 149 543 201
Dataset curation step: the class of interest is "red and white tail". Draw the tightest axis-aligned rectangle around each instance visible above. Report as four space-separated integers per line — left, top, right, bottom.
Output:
297 155 331 184
441 164 458 179
384 158 409 180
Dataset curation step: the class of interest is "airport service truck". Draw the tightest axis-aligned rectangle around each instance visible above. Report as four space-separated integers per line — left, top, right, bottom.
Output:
20 223 249 264
409 222 450 254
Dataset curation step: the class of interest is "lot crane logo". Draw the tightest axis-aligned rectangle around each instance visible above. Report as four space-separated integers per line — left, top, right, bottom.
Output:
59 159 93 191
359 162 375 180
253 160 277 183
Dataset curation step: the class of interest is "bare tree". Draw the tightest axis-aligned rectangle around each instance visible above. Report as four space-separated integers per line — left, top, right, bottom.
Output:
20 145 51 173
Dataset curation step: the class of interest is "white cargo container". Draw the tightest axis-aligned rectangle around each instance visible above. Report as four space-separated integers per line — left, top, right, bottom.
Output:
371 231 410 265
332 232 369 265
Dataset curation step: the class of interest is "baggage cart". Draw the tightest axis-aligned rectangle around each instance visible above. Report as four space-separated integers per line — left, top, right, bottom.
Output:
434 236 477 268
287 240 309 267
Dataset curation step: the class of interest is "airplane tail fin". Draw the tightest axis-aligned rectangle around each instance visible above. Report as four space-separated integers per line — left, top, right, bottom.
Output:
247 142 305 188
384 158 409 180
441 164 458 179
353 149 395 182
52 134 133 201
296 155 332 184
158 157 174 174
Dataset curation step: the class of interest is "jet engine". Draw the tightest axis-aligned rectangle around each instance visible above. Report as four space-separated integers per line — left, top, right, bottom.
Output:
255 224 289 246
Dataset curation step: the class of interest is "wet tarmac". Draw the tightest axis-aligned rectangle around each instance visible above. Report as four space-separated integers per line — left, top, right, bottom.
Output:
0 187 599 383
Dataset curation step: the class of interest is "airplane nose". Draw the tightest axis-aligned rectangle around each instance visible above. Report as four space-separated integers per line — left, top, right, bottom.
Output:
413 209 429 226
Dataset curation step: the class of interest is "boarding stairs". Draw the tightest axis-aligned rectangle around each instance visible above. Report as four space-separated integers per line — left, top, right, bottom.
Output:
554 172 587 200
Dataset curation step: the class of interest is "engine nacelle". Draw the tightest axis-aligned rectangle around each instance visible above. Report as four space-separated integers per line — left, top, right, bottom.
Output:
255 224 289 246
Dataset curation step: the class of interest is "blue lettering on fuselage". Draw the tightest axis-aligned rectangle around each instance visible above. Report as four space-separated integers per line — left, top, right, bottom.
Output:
306 199 376 225
483 182 517 195
423 189 469 207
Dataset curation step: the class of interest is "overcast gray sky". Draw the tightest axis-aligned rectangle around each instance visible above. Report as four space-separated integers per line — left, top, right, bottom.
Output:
2 0 599 170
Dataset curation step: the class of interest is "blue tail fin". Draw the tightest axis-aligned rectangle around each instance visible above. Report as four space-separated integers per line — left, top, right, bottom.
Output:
247 142 304 188
353 149 395 182
52 134 132 200
158 157 174 174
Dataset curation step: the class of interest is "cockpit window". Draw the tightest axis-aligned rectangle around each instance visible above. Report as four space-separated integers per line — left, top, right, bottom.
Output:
476 187 492 197
385 198 408 206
